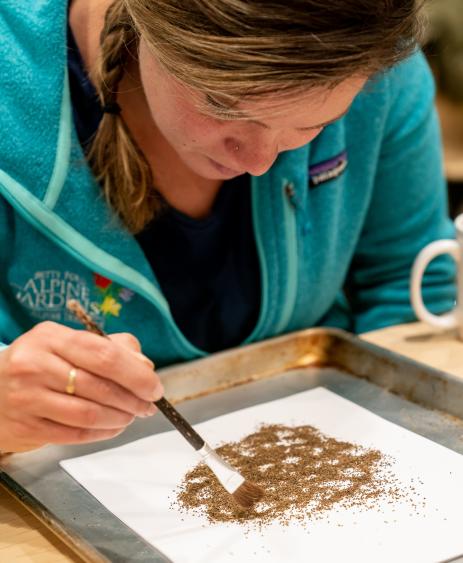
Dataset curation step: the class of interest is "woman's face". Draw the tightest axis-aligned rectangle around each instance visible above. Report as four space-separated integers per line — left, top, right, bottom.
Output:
138 40 367 180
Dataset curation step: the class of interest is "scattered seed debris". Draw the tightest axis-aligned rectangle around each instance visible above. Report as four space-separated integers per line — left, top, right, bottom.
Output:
173 424 422 528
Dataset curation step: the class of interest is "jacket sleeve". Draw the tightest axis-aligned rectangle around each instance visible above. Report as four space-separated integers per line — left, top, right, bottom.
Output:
347 51 456 333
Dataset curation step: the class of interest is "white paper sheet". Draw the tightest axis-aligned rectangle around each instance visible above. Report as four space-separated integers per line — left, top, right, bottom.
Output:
61 388 463 563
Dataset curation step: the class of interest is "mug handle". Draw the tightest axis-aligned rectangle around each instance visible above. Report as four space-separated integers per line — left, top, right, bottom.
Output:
410 240 459 329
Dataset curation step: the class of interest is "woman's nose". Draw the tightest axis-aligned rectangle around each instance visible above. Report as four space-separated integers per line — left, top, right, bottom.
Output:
225 136 278 176
242 148 278 176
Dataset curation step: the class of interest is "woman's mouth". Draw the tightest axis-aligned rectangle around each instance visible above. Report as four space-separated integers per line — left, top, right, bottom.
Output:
207 157 244 177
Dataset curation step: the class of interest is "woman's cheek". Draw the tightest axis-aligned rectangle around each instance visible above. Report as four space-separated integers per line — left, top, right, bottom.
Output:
183 119 226 150
158 111 202 149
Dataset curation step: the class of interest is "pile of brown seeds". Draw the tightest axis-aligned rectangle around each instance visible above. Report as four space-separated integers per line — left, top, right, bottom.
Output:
174 423 418 527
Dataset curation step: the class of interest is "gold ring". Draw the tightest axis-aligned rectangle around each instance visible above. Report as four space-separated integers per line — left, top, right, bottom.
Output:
66 368 78 395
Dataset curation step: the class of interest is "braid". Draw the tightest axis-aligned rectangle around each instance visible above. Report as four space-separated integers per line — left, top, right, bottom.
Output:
88 0 160 234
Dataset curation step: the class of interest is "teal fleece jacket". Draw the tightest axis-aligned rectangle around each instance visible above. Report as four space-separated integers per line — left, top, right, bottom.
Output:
0 1 456 366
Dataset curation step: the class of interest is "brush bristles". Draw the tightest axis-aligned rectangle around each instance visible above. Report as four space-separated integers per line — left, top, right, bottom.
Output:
232 480 264 509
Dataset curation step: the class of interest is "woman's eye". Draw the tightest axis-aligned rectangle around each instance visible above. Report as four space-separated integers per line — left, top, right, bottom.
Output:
205 95 237 121
206 95 228 111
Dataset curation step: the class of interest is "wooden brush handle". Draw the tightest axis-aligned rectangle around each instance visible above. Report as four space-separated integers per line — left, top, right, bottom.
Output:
155 397 205 450
66 299 206 451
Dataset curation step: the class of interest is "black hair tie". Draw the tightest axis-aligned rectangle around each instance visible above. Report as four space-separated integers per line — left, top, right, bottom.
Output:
102 102 122 115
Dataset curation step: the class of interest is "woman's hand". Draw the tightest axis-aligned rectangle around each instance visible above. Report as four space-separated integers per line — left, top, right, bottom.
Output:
0 321 163 453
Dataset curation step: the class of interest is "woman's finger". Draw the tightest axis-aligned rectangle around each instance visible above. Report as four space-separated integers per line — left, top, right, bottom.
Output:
107 333 155 367
37 353 156 417
28 389 135 429
47 327 162 402
108 332 143 353
3 415 124 448
36 417 125 445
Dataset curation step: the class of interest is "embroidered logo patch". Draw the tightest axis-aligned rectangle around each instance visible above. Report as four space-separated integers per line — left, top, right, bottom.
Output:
12 270 135 324
309 150 347 188
13 270 103 323
93 273 135 318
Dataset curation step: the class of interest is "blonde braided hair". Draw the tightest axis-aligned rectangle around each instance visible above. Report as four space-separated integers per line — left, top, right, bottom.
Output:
88 0 160 234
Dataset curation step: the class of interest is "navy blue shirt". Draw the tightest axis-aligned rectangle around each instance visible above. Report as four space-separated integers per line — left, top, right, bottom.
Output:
67 25 260 352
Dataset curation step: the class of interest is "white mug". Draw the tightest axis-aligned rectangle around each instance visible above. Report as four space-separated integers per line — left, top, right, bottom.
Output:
411 215 461 334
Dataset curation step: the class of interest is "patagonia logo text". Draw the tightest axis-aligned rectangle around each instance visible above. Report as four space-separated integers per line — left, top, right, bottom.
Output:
309 151 348 188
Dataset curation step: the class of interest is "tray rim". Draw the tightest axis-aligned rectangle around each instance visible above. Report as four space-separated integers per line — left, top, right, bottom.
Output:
161 327 463 419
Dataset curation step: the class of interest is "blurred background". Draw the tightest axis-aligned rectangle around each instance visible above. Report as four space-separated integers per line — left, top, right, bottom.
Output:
424 0 463 217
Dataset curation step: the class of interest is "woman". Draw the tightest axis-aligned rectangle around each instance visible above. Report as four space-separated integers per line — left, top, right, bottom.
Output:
0 0 455 452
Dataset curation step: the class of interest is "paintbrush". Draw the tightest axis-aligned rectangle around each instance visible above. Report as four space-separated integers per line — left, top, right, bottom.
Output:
66 299 264 509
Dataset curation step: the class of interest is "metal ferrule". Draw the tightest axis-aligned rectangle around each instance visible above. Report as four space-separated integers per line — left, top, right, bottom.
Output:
197 443 245 494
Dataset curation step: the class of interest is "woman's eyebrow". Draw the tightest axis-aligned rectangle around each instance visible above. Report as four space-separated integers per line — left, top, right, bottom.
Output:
250 108 350 131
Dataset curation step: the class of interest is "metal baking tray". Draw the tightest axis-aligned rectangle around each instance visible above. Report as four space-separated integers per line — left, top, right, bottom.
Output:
2 327 463 563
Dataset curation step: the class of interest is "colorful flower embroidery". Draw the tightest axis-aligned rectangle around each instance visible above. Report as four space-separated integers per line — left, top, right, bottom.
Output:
92 273 135 317
100 296 122 317
119 287 135 302
93 273 112 289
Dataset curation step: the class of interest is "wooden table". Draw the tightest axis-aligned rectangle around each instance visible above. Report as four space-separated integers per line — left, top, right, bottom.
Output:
1 321 463 562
